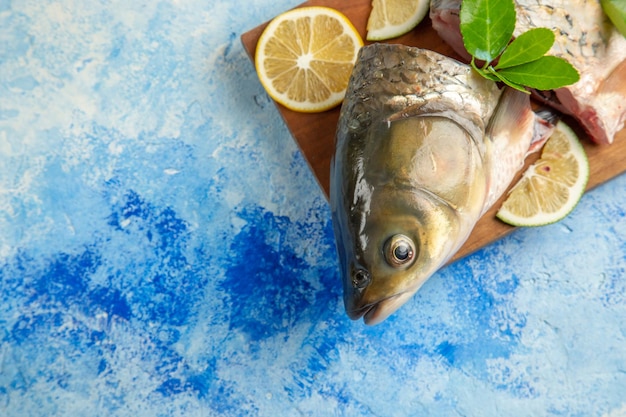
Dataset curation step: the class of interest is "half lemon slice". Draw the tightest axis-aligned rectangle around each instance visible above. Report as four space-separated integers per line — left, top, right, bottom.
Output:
496 121 590 227
255 6 363 113
366 0 430 41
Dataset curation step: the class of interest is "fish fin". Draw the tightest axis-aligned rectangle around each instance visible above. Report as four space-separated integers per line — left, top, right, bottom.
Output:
485 87 535 160
483 88 536 212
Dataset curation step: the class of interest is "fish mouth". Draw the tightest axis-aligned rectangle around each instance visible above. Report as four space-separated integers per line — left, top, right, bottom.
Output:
348 292 413 325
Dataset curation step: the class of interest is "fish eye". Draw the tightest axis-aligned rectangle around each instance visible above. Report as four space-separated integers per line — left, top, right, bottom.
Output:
384 234 416 268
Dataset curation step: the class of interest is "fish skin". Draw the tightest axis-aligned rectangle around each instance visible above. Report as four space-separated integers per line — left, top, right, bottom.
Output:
330 44 544 325
430 0 626 145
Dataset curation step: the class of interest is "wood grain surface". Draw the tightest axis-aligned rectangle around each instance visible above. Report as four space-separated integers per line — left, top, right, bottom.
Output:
241 0 626 262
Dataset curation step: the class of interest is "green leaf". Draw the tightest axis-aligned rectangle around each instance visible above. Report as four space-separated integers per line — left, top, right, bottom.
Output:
601 0 626 37
459 0 580 90
470 58 500 81
496 28 555 69
497 56 581 90
460 0 517 63
486 66 530 93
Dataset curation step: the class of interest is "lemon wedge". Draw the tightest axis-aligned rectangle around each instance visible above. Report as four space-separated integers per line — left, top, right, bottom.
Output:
496 121 590 227
366 0 430 41
255 6 363 113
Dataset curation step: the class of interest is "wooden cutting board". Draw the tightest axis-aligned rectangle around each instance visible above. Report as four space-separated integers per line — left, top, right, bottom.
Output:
241 0 626 262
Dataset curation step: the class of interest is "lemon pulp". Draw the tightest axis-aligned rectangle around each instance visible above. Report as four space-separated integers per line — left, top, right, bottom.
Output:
366 0 430 41
496 121 590 227
255 6 363 113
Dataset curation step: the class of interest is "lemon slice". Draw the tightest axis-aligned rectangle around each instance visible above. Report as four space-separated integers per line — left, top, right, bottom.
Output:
601 0 626 36
255 6 363 113
496 121 590 227
366 0 430 41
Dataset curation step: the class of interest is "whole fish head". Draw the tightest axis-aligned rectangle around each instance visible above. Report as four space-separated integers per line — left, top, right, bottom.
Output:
330 44 505 325
332 115 487 325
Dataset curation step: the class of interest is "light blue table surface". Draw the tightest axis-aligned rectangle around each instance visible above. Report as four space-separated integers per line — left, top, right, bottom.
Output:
2 1 626 416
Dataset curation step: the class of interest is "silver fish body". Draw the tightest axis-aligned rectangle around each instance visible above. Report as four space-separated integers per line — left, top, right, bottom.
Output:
330 44 548 324
431 0 626 144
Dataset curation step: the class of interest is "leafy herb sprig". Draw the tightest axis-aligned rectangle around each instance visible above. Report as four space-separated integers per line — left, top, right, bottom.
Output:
460 0 580 92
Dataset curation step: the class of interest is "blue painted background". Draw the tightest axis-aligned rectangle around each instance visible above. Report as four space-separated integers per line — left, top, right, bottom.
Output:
1 1 625 416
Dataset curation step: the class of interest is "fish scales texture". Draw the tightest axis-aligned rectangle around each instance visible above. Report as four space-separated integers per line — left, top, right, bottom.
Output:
431 0 626 144
331 44 540 324
336 44 501 144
